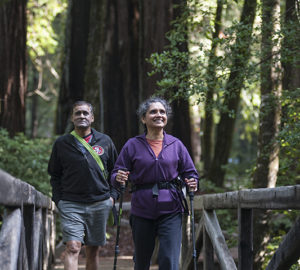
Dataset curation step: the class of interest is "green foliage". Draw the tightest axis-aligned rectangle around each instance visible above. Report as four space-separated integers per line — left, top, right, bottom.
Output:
215 209 238 248
277 88 300 185
26 0 67 137
27 0 67 59
148 0 259 107
0 128 55 196
261 210 300 269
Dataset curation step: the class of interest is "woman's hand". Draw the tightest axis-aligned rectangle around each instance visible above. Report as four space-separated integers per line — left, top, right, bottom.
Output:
185 178 198 192
115 170 130 185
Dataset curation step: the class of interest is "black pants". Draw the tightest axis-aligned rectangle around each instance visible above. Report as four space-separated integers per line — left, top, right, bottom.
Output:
130 213 182 270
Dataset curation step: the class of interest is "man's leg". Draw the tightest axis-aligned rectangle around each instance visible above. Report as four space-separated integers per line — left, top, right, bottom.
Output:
85 246 101 270
64 240 82 270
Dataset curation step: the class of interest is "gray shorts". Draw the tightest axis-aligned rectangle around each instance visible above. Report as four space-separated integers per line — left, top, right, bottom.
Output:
57 198 113 246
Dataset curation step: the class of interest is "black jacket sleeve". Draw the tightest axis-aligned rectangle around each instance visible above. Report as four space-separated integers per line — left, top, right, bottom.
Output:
106 138 119 201
48 141 63 205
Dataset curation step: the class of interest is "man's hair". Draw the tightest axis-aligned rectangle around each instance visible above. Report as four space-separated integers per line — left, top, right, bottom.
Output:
72 101 94 115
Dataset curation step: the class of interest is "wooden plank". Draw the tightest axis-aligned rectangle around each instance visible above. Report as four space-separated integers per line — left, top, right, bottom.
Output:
17 219 29 270
266 216 300 270
196 192 239 210
23 205 35 270
0 208 22 270
203 210 237 270
0 169 52 209
239 186 300 209
238 208 253 270
114 201 131 211
204 226 214 270
195 185 300 210
33 207 43 270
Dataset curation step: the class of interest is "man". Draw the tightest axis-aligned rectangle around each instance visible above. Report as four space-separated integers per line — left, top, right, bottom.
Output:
48 101 118 270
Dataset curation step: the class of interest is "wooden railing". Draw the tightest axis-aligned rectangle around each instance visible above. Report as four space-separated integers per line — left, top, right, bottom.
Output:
0 169 57 270
112 185 300 269
181 185 300 270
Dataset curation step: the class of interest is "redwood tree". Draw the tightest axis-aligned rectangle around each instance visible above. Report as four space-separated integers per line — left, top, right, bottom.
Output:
57 0 192 153
203 0 224 173
55 0 91 134
253 0 282 268
0 0 27 136
208 0 257 187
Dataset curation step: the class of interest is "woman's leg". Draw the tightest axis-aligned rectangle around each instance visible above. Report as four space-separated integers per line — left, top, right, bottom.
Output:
130 215 157 270
157 213 182 270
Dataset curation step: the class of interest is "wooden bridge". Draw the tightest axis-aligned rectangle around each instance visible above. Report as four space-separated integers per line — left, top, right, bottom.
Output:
1 168 300 269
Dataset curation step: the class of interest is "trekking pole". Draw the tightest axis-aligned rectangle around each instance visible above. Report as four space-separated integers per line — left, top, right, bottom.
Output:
189 190 197 270
113 183 125 270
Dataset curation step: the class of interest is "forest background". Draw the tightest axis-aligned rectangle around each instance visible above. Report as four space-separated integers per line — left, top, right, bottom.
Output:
0 0 299 269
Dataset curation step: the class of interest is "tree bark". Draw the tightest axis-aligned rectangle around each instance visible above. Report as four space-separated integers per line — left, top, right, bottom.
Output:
168 0 193 156
55 0 91 134
56 0 191 153
203 0 224 173
253 0 281 189
0 0 27 136
282 0 300 108
208 0 257 187
253 0 282 268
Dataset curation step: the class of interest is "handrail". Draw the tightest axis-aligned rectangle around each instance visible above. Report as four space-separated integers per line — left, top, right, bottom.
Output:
0 169 57 270
182 185 300 270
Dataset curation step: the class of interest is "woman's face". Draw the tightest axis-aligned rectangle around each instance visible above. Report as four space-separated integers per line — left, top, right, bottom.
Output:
142 102 168 130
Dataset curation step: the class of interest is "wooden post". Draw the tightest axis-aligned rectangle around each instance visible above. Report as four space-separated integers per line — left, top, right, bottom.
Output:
23 205 35 270
238 207 253 270
203 227 214 270
33 207 43 270
0 208 22 269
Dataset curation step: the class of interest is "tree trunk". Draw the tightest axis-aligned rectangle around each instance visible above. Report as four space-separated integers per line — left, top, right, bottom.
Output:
208 0 257 187
138 0 173 101
282 0 300 97
253 0 281 189
0 0 27 136
56 0 190 152
203 0 224 173
169 0 192 156
253 0 281 268
55 0 91 134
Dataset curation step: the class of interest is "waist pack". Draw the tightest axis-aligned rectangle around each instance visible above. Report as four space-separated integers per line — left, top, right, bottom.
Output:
130 177 189 214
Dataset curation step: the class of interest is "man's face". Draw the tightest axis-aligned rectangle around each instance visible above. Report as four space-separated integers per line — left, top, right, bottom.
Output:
71 104 94 129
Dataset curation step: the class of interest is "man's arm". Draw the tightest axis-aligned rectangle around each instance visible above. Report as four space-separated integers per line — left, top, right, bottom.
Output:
48 142 63 205
107 138 119 201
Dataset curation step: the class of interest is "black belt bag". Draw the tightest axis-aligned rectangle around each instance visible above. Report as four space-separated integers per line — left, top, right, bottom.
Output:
130 177 189 214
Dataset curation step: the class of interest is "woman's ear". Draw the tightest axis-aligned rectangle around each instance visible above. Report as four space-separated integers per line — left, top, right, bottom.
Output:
141 117 145 124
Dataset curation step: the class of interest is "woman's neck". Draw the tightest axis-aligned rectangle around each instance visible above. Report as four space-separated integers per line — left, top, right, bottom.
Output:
146 129 164 140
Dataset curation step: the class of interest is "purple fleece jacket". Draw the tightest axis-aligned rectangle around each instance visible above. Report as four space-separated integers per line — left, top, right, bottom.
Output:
111 132 198 219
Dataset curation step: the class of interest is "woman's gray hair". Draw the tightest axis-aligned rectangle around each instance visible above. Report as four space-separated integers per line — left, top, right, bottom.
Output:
137 97 172 119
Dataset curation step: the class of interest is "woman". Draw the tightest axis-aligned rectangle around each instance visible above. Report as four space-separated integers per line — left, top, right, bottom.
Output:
111 97 198 270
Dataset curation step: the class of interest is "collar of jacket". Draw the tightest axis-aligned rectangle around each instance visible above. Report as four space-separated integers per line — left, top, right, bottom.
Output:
135 131 177 146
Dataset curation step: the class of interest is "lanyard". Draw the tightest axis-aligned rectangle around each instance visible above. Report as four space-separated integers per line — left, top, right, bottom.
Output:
71 130 107 179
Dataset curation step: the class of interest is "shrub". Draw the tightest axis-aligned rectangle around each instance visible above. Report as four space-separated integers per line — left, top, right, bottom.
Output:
0 128 55 196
